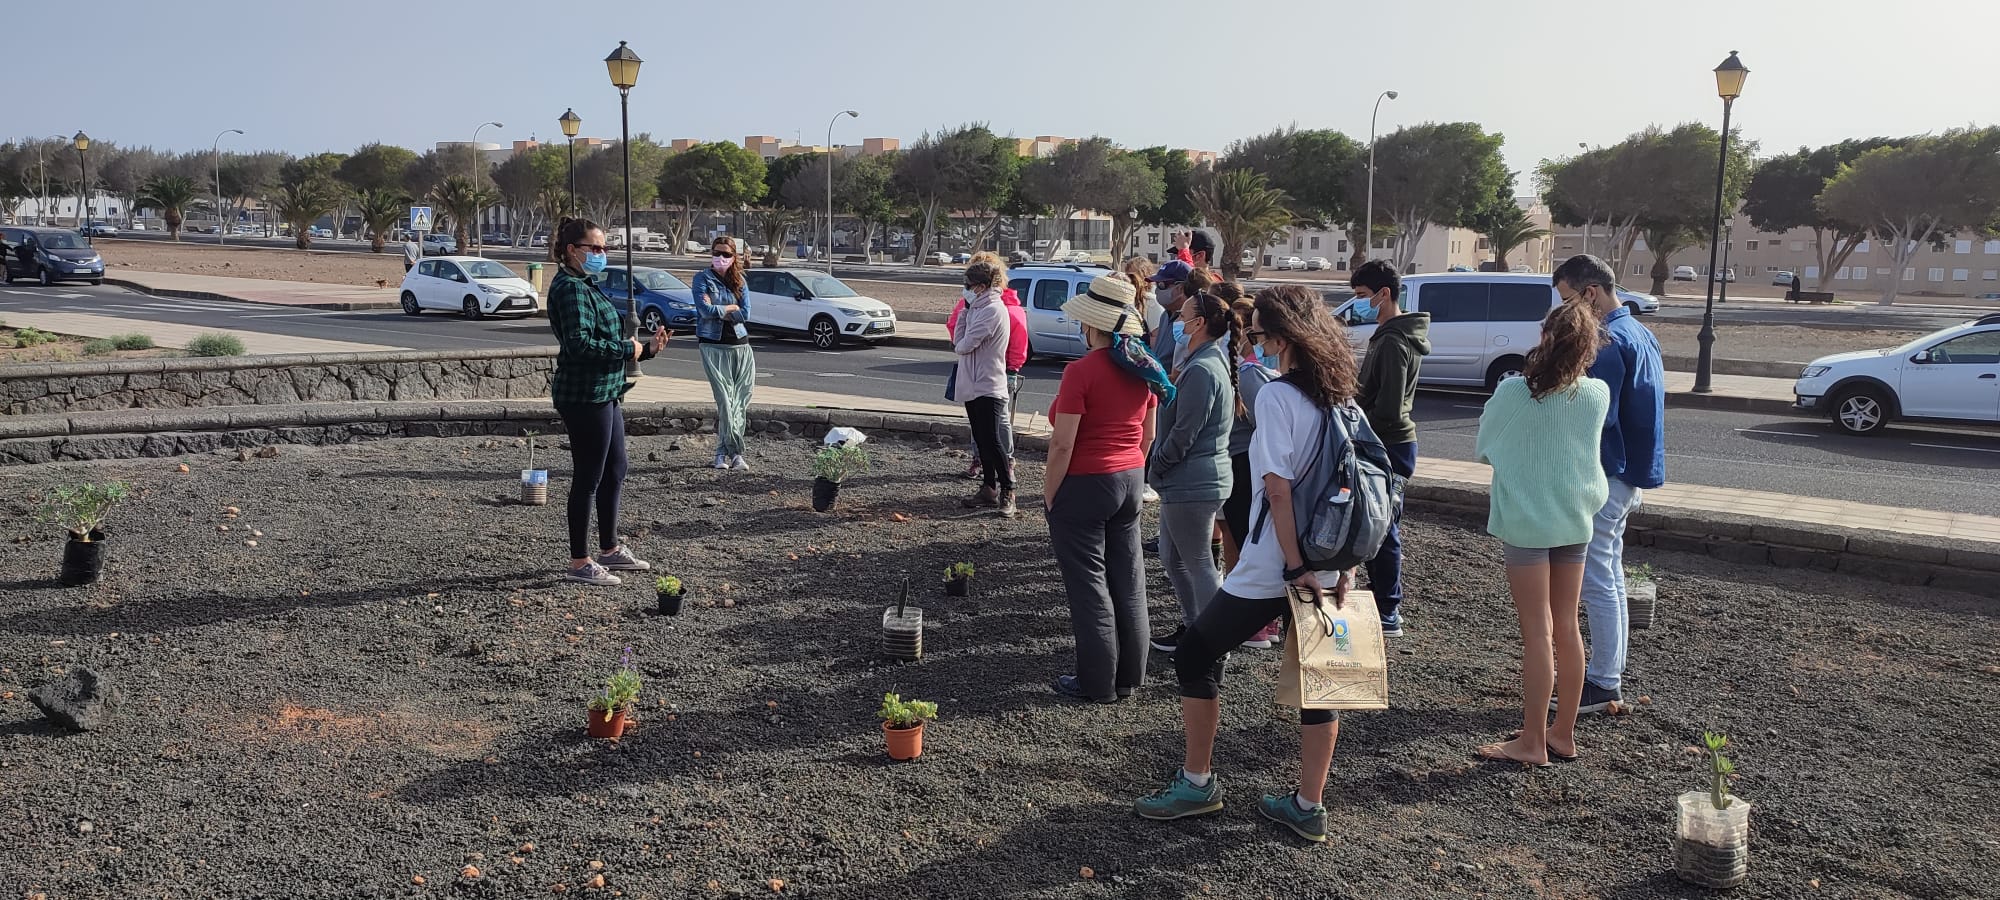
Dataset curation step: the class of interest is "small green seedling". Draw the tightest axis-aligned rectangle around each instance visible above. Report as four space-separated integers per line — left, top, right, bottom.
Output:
523 430 540 471
811 442 872 484
944 562 975 581
878 692 937 730
588 648 643 722
1703 731 1737 810
655 575 683 594
37 482 132 541
1628 563 1656 582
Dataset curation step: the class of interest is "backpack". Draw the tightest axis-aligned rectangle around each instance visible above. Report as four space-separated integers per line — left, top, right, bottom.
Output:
1105 310 1176 405
1250 395 1403 572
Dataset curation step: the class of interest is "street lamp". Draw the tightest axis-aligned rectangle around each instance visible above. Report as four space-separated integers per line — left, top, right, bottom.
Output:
558 108 582 215
213 128 244 245
1576 142 1589 257
32 134 67 226
1693 50 1748 395
73 132 91 244
826 109 857 273
1363 90 1398 263
605 40 643 379
471 121 503 255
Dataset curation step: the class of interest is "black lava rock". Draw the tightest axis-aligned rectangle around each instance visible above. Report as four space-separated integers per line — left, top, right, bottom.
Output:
29 667 121 732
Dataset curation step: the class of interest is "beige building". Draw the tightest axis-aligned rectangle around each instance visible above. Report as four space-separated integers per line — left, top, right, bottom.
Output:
1127 199 1556 276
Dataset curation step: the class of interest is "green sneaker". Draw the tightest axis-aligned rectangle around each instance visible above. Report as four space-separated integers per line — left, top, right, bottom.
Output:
1257 791 1328 842
1133 770 1225 821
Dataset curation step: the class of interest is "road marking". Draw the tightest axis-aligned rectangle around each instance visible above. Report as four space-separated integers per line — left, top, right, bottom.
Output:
1733 428 1819 438
235 312 345 319
879 355 926 362
1910 442 2000 455
1451 404 1484 410
815 372 856 377
807 350 842 356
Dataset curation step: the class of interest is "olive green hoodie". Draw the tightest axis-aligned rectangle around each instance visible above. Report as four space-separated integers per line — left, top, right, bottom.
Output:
1358 312 1432 445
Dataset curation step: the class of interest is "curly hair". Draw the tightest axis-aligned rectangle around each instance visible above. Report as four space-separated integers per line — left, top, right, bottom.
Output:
970 250 1009 289
1253 284 1357 410
1522 300 1603 400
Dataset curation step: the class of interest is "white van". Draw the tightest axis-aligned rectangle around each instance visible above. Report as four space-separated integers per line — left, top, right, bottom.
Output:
1329 272 1561 389
1010 263 1114 360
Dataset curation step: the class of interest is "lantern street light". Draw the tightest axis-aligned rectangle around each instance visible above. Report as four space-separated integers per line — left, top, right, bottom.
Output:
1693 51 1748 395
558 108 582 215
605 41 644 379
73 132 92 244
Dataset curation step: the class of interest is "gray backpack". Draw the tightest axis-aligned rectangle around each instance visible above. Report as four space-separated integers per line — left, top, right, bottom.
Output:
1251 397 1403 571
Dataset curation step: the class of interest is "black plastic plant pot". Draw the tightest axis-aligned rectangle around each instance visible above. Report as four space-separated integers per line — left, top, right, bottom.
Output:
657 588 685 617
945 576 969 598
59 530 107 587
811 477 840 512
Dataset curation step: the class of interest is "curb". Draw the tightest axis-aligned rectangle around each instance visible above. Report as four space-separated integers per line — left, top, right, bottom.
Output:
1404 481 1999 600
104 277 399 312
1415 385 1797 416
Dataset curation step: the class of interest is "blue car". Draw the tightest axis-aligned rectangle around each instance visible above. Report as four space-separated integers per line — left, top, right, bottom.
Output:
602 266 697 333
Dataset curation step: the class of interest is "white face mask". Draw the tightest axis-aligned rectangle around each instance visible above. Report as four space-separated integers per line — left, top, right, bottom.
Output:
961 288 978 304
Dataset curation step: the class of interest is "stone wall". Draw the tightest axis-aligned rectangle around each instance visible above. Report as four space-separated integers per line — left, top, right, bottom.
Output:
0 348 557 415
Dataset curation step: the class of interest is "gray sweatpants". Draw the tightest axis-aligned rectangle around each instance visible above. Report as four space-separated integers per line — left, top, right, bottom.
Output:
1047 468 1149 701
699 342 755 457
1158 497 1224 623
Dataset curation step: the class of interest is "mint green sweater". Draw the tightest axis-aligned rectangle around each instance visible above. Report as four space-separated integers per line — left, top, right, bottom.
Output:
1476 377 1612 549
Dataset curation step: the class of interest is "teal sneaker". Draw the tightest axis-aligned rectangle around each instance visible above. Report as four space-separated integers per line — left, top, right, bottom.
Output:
1257 791 1328 842
1133 770 1224 821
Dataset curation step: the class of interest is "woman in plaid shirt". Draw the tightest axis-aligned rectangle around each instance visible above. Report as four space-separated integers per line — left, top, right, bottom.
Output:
546 217 666 585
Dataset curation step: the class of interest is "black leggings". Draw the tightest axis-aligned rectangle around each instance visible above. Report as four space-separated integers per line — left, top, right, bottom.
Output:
965 395 1014 491
556 401 628 560
1221 452 1253 549
1174 588 1337 725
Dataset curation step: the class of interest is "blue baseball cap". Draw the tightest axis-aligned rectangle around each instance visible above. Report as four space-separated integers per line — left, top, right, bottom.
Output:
1150 260 1193 284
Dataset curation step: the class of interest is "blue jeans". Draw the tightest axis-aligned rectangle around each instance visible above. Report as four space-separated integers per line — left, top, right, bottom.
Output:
1364 441 1417 626
1583 480 1645 691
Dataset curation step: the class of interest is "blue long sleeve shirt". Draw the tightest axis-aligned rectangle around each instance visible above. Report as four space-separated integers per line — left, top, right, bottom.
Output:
1587 306 1666 489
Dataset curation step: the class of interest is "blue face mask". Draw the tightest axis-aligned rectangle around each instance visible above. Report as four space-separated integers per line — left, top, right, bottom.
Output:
582 251 608 274
1351 296 1376 324
1258 347 1279 369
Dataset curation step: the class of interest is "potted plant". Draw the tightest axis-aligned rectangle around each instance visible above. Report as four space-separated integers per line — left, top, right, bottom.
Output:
1674 731 1751 889
878 692 937 761
655 575 685 617
810 442 871 513
881 577 923 661
585 649 642 740
1627 563 1658 631
943 562 974 597
521 431 549 506
37 481 131 587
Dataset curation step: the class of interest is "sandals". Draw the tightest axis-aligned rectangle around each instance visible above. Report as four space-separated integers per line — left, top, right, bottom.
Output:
1477 742 1553 768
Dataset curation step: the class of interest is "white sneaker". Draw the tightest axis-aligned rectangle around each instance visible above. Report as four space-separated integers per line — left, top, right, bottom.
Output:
712 454 730 470
730 455 750 471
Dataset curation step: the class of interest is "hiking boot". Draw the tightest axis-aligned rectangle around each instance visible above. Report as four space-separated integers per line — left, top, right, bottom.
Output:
1150 625 1186 655
563 561 621 586
1134 770 1225 821
962 487 1000 509
1257 791 1329 843
996 490 1017 518
595 546 651 572
1142 486 1160 504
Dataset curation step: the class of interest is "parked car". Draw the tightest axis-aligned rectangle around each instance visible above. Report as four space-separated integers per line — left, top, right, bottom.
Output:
126 222 148 232
1329 272 1564 389
1305 256 1332 271
397 256 538 319
1012 263 1122 360
1710 267 1736 283
0 227 105 285
422 233 459 255
308 226 333 239
1792 313 2000 436
922 251 951 265
1671 265 1698 282
480 232 512 247
1446 265 1475 273
1275 255 1305 270
531 233 550 248
1614 285 1660 315
741 268 897 349
82 222 118 236
1773 271 1797 287
636 233 670 252
600 266 697 333
1007 250 1035 265
1062 250 1095 264
952 252 972 264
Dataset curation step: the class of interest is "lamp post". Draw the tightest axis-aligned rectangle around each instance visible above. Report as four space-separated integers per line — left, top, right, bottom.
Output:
1693 50 1748 395
73 132 91 244
605 41 643 379
558 108 581 215
1576 142 1590 257
213 128 244 245
825 109 857 273
1362 90 1398 262
471 121 503 255
1718 222 1734 307
32 134 67 226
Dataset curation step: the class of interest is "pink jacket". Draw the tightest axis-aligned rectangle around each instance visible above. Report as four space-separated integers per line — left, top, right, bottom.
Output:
949 288 1029 372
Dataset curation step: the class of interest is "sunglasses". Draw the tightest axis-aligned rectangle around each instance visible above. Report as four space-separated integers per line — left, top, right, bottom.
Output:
576 243 607 253
712 250 735 258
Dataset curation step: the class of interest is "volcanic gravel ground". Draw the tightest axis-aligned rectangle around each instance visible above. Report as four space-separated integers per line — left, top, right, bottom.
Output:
0 435 1995 898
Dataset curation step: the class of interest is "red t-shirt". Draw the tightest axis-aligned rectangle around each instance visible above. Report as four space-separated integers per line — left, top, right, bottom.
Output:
1051 349 1156 475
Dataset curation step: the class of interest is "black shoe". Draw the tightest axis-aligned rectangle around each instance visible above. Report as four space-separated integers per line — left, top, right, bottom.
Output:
1053 674 1117 704
1150 626 1185 655
1143 535 1160 555
1556 682 1624 715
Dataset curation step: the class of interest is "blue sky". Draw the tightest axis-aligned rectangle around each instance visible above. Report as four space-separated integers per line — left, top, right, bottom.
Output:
18 0 1996 187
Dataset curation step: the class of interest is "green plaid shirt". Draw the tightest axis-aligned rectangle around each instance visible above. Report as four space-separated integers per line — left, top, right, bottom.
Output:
547 269 633 407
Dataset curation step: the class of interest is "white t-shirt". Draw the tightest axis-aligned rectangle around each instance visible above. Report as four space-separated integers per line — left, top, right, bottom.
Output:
1222 379 1325 600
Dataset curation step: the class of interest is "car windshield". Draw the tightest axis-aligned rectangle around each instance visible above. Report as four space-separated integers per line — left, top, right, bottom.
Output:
1899 324 1975 353
39 232 87 249
462 260 516 279
794 272 858 298
632 270 688 291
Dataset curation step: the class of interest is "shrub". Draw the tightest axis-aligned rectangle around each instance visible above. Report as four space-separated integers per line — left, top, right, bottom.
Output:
878 693 937 730
655 575 683 594
110 333 155 350
944 562 975 580
36 481 132 540
185 333 246 357
13 327 56 347
81 339 116 356
587 648 643 721
811 442 872 483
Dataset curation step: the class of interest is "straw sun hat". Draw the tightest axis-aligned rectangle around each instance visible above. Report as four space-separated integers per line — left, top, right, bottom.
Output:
1061 274 1147 337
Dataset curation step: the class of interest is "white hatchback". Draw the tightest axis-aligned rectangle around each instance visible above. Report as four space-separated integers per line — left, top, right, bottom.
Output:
1793 314 2000 435
398 256 539 319
741 268 896 349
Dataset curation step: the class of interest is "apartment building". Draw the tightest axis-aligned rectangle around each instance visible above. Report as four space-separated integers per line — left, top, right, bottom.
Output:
1126 199 1556 275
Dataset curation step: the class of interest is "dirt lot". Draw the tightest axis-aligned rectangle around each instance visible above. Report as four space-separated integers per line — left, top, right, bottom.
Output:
0 324 179 364
1642 321 1921 365
2 434 1994 898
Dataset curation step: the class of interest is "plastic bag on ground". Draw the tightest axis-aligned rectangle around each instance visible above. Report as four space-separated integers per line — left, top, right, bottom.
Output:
825 426 868 447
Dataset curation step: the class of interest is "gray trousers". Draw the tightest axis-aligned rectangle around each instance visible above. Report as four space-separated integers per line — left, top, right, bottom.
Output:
1047 468 1149 701
699 342 755 457
1158 497 1225 623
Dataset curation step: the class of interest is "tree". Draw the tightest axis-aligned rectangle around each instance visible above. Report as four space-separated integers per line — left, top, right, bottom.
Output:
1021 138 1118 260
1743 139 1902 291
892 125 1012 264
491 152 546 241
218 151 285 234
577 136 667 229
1820 128 2000 305
1192 169 1294 281
429 175 498 255
288 152 351 236
0 143 36 224
138 174 204 239
1132 146 1199 239
1471 201 1550 271
101 147 163 227
355 188 410 252
1098 152 1166 268
1363 122 1511 271
337 143 418 196
655 141 767 252
836 152 898 262
272 178 341 250
1223 127 1362 228
401 146 479 203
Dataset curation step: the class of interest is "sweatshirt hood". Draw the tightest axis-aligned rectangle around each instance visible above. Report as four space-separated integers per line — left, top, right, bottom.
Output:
1373 312 1432 355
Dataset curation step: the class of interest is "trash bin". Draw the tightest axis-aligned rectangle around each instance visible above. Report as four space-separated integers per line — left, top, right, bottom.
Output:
527 262 543 297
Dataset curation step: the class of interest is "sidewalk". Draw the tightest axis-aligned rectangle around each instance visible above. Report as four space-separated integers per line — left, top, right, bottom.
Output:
0 310 397 354
108 270 399 311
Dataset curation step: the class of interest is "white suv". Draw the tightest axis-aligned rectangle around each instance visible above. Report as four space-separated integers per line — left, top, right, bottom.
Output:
741 268 896 349
1793 314 2000 435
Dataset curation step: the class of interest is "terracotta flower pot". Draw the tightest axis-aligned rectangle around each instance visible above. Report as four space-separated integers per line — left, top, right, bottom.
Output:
883 720 925 760
586 708 628 739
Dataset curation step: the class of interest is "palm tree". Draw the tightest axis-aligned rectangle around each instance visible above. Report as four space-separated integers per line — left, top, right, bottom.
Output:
355 188 409 253
138 175 204 240
430 175 496 256
756 207 801 268
272 179 342 250
1192 169 1294 281
1481 206 1552 273
1642 224 1699 296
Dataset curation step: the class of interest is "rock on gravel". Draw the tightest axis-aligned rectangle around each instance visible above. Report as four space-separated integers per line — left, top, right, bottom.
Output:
28 667 120 731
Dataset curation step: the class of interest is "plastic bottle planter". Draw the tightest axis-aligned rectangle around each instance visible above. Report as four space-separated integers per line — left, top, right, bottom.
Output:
1628 577 1659 631
945 575 970 598
882 606 923 660
883 720 925 760
585 707 629 740
58 530 108 587
1674 791 1751 889
811 477 840 513
521 469 549 506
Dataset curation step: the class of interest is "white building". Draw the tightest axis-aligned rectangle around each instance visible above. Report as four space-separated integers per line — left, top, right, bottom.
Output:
6 190 122 227
1127 198 1556 276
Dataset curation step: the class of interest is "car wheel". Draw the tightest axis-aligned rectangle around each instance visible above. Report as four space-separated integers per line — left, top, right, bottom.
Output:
808 314 839 350
38 266 52 286
401 291 422 316
1832 386 1890 436
461 296 484 320
90 279 102 286
1485 355 1527 391
1624 301 1641 317
641 307 665 333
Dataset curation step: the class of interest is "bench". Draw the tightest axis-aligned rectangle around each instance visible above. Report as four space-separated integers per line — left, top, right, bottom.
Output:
1786 289 1835 304
843 255 870 264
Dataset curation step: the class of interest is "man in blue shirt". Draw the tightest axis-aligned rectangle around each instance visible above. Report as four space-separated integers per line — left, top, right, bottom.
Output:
1554 255 1665 715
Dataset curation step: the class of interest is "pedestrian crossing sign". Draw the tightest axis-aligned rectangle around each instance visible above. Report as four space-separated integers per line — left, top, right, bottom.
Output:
409 206 433 232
